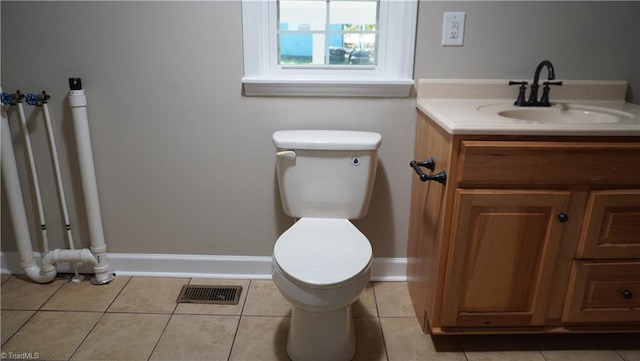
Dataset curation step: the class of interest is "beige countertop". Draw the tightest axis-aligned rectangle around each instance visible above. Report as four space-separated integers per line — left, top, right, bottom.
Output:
415 79 640 136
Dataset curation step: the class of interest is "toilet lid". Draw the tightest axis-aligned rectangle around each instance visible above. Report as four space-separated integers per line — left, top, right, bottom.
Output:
273 218 372 287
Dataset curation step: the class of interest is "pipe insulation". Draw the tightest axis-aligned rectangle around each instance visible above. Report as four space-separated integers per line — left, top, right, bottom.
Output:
68 79 114 285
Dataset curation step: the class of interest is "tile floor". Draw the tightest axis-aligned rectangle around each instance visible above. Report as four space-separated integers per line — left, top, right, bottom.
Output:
0 273 638 361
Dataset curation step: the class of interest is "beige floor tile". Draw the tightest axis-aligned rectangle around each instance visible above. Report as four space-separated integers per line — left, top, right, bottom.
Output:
150 314 239 361
353 317 387 361
229 316 290 361
2 311 101 360
42 276 130 312
0 275 66 310
352 282 378 318
465 350 546 361
72 313 170 361
374 281 415 317
619 350 640 361
242 280 291 316
108 277 187 313
175 278 250 315
542 350 625 361
381 317 466 361
1 274 13 284
0 310 35 344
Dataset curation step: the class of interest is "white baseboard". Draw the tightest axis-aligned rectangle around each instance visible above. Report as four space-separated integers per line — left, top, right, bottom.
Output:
0 252 407 281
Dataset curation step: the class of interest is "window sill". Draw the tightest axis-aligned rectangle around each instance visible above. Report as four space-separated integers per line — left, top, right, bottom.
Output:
241 77 415 97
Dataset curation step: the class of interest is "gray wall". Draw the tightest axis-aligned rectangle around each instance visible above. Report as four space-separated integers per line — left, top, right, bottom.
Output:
2 2 639 261
415 1 640 103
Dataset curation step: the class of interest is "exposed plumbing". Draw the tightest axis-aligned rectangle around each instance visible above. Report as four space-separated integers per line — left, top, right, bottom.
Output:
26 91 83 283
67 78 114 285
1 80 114 285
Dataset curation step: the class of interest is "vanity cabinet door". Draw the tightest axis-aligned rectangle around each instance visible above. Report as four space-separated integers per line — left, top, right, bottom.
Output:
441 189 571 328
577 190 640 259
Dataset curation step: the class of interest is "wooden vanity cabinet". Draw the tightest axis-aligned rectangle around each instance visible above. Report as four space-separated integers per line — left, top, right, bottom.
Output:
407 111 640 334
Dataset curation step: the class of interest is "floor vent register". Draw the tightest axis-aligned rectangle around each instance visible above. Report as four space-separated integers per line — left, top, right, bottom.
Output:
176 285 242 305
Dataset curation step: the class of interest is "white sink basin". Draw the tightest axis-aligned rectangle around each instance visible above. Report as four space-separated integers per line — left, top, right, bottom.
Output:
496 104 634 124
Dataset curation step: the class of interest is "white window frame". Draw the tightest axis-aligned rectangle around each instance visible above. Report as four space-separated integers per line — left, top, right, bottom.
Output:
241 0 418 97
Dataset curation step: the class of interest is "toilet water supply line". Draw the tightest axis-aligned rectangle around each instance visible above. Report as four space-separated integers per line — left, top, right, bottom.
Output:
0 81 114 285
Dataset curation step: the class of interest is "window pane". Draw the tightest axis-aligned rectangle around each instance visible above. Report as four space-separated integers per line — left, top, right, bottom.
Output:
279 1 326 31
278 0 378 66
329 1 377 30
279 33 328 65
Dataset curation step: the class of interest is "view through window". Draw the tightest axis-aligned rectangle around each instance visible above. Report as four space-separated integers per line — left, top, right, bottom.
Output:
278 0 379 66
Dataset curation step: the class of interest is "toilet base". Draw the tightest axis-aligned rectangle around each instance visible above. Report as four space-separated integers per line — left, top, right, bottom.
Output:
287 305 355 361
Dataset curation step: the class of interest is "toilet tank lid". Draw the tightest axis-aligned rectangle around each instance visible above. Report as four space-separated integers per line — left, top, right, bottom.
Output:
273 130 381 151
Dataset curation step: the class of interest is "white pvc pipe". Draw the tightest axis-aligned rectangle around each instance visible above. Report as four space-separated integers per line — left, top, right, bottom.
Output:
16 97 50 254
1 93 56 283
41 249 97 268
42 99 83 282
68 82 113 284
3 88 104 284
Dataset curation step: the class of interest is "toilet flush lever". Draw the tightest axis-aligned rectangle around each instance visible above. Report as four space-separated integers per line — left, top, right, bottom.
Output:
276 150 296 160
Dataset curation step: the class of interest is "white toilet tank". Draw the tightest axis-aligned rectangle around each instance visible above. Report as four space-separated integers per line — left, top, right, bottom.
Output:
273 130 381 219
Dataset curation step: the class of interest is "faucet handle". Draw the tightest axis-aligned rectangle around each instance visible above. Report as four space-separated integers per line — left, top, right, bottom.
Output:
509 81 528 106
539 81 563 106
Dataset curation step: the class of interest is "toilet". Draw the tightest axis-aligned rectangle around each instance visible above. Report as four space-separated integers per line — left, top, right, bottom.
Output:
271 130 381 361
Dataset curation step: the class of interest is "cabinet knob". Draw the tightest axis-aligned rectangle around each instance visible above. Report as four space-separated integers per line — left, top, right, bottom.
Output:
557 213 569 223
622 289 633 300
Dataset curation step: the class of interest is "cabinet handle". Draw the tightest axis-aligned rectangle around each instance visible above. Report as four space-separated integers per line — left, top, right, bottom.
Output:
410 160 447 185
410 158 435 171
622 289 633 300
557 213 569 223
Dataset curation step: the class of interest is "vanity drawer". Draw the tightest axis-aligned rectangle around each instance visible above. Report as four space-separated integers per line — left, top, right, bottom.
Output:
456 141 640 187
577 190 640 259
563 261 640 324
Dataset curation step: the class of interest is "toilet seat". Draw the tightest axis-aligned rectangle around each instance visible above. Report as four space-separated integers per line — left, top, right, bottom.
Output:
273 218 372 289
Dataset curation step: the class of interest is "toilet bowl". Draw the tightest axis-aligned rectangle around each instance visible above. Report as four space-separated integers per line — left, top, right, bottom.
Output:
272 218 372 361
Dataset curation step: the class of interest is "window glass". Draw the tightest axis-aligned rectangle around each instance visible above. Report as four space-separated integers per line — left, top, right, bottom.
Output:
278 0 378 66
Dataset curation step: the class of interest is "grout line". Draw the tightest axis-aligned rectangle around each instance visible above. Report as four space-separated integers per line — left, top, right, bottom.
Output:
67 276 131 360
146 310 175 361
616 350 629 361
1 274 14 286
1 276 65 348
38 276 67 311
226 279 251 361
454 335 471 361
371 281 390 361
67 309 108 361
146 276 191 361
103 275 132 313
0 309 38 348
